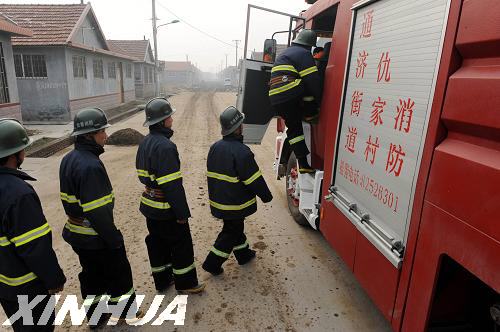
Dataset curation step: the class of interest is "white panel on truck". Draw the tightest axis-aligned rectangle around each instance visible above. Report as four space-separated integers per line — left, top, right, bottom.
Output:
330 0 451 267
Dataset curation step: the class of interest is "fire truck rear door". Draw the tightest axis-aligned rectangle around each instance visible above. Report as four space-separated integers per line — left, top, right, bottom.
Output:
236 5 305 144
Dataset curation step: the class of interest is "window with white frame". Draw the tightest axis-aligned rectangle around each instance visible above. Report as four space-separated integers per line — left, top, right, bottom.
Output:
126 63 132 78
72 55 87 78
14 54 48 78
134 65 141 82
93 59 104 78
108 62 116 79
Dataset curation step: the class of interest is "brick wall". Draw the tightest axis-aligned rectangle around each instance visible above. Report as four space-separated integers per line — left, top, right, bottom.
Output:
0 103 21 121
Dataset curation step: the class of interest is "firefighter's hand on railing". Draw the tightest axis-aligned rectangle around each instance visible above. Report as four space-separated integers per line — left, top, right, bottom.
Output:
303 112 320 124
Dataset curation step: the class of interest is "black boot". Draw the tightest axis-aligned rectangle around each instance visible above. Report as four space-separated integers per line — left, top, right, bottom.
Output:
237 249 256 265
298 157 315 174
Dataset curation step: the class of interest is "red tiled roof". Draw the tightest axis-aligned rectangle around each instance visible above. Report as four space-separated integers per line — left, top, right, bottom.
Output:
0 13 32 37
161 61 193 72
0 4 87 45
107 40 150 62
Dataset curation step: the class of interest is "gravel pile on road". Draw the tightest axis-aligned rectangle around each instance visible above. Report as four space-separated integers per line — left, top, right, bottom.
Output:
106 128 144 146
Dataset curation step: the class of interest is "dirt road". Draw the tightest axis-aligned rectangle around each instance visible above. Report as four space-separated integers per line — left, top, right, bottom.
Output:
4 92 391 331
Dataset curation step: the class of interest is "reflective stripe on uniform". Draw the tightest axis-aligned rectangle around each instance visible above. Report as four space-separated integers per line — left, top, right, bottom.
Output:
151 263 172 274
271 65 298 74
140 196 171 210
83 295 107 306
289 135 305 145
0 272 37 286
303 96 315 102
64 222 98 236
210 247 231 258
136 169 156 181
242 170 262 186
299 66 318 77
268 79 302 96
209 198 256 211
60 192 80 204
156 171 182 185
233 241 249 251
207 171 239 183
173 263 196 275
10 222 51 247
81 193 114 212
109 287 134 303
0 237 11 247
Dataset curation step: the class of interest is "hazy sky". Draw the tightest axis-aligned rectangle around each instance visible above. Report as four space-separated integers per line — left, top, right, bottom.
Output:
5 0 310 72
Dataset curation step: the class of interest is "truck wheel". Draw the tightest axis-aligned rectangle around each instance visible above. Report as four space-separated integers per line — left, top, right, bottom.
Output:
285 152 310 227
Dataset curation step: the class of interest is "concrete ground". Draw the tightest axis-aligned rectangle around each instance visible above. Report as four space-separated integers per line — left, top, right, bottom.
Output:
2 91 392 331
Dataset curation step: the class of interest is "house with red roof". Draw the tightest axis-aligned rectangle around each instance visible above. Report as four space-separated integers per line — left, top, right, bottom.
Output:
108 39 156 99
159 60 200 89
0 12 32 120
0 3 137 123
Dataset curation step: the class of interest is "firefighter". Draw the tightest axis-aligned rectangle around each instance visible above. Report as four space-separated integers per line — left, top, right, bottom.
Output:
136 98 205 294
268 29 322 173
202 106 273 275
0 119 66 332
59 108 141 327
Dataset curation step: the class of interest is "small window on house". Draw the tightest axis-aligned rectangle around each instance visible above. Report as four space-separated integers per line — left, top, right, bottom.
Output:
72 55 87 78
14 54 23 77
93 59 104 79
135 65 141 82
108 62 116 79
126 63 132 78
14 54 48 78
0 43 10 104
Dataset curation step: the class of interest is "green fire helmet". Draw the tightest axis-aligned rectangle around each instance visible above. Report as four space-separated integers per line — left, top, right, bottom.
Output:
220 106 245 136
143 97 176 127
0 119 32 159
71 108 111 137
292 29 317 47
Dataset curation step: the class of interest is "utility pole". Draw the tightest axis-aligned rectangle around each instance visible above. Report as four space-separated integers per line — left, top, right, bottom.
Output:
152 0 159 96
232 39 240 67
225 54 228 69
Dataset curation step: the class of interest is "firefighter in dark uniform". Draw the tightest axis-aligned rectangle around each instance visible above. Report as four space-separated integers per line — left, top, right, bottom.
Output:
59 108 141 327
136 98 205 294
269 29 322 173
202 107 273 275
0 119 66 331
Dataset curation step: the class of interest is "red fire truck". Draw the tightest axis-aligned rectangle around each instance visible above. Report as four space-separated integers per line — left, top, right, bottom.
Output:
236 1 499 331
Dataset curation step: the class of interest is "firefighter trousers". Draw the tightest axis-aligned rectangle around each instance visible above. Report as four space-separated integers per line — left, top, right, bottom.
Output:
1 294 54 332
72 246 137 321
145 218 199 291
203 218 254 270
273 97 310 160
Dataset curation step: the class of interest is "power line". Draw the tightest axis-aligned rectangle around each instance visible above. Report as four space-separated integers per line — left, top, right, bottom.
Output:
156 2 241 49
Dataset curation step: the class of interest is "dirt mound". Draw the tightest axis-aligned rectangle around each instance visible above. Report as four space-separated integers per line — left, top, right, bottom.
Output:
106 128 144 146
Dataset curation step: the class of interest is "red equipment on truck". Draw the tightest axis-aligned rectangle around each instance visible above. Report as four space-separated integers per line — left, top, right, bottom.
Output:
236 1 500 331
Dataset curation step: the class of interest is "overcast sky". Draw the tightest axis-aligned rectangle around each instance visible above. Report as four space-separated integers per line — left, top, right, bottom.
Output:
5 0 310 72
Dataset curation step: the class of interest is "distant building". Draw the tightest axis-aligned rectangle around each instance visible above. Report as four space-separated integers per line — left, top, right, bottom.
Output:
219 65 239 89
0 3 136 123
108 39 156 99
0 13 32 120
159 61 200 90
